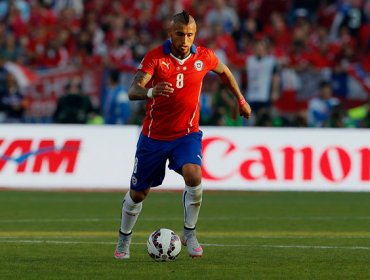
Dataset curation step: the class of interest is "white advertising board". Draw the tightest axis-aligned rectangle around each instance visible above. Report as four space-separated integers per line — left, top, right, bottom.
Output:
193 127 370 192
0 124 138 190
1 125 370 191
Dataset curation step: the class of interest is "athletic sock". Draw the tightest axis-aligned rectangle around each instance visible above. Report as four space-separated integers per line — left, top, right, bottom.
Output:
182 184 202 229
120 192 143 234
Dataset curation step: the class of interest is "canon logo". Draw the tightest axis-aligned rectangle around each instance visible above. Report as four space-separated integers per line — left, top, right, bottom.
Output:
202 137 370 183
0 139 81 173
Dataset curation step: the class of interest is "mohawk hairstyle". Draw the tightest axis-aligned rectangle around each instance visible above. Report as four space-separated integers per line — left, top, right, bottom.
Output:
181 10 190 23
173 10 191 24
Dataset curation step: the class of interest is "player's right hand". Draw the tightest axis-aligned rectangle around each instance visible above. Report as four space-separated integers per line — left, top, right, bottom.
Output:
153 82 174 98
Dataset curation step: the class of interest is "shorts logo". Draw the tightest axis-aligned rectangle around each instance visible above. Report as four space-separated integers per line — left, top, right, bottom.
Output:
131 176 138 186
194 60 204 71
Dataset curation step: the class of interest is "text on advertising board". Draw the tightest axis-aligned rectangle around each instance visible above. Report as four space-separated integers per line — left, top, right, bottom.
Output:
0 139 81 173
202 137 370 182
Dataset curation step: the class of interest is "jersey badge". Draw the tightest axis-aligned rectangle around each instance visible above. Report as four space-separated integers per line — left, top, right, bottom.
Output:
194 60 204 71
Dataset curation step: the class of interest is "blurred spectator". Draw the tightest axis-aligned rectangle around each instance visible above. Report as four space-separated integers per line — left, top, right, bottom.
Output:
205 0 240 34
2 1 28 38
0 72 27 123
291 109 308 127
331 62 349 99
329 0 367 41
264 12 292 54
73 30 103 67
254 107 273 126
244 38 280 125
208 22 238 65
102 69 131 124
200 79 218 125
307 80 341 127
0 0 368 127
0 0 30 22
0 55 8 93
39 36 69 68
273 61 305 118
328 103 347 127
53 78 94 124
52 0 84 18
212 83 243 126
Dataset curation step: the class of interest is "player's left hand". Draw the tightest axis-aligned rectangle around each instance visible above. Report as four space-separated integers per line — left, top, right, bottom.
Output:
153 82 174 98
239 102 252 119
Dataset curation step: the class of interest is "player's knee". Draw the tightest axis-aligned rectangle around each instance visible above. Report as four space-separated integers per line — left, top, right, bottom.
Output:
182 164 202 187
184 175 202 187
130 189 149 203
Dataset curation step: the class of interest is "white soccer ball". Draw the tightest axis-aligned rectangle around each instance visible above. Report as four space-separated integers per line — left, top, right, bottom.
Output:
147 228 181 261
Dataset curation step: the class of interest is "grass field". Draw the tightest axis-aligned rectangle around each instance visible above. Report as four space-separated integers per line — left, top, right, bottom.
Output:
0 190 370 279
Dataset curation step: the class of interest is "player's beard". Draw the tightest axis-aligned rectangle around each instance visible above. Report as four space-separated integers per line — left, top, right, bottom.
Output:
172 44 190 59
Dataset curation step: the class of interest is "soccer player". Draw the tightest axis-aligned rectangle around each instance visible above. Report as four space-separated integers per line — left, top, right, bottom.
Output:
114 10 251 259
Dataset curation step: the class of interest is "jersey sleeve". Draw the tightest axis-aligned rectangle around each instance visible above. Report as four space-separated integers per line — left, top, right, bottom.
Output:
204 48 219 71
137 50 156 75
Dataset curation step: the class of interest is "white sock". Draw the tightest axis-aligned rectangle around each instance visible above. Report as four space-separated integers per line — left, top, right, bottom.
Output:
183 184 202 229
120 192 143 234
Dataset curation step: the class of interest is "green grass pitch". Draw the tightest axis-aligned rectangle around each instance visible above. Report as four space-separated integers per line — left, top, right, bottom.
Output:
0 190 370 279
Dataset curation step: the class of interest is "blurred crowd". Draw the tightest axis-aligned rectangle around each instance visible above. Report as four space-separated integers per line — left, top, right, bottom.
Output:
0 0 370 128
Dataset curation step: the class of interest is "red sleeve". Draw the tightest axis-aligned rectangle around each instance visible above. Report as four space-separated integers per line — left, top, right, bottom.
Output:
137 49 156 75
204 48 219 71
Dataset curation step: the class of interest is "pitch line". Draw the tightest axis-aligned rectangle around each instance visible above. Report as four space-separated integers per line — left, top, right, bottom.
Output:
0 239 369 251
1 216 370 223
1 231 370 238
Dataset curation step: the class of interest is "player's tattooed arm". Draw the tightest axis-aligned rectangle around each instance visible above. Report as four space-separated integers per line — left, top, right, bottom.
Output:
128 71 174 100
128 71 153 100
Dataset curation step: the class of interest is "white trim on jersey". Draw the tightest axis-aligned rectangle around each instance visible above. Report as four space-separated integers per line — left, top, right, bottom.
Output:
147 98 156 138
170 53 193 65
188 81 202 134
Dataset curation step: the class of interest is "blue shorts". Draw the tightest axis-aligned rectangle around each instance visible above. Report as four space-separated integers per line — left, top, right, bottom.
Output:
130 131 203 191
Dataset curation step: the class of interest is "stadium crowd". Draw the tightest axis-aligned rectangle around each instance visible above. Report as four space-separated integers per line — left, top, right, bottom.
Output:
0 0 369 127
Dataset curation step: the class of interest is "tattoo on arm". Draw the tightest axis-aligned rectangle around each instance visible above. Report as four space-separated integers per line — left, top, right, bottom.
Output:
130 71 152 88
128 71 153 100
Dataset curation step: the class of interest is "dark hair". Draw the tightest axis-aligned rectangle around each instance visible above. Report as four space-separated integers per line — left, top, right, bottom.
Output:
181 10 190 23
319 80 331 89
65 79 82 91
173 10 191 25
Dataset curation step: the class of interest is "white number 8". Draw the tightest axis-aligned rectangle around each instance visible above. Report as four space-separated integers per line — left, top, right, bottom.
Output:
176 73 184 88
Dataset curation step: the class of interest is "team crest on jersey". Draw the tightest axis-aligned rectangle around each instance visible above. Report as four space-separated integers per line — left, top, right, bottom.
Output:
194 60 204 71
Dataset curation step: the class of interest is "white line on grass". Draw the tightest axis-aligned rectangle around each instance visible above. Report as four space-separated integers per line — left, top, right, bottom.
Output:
1 216 370 223
0 239 369 251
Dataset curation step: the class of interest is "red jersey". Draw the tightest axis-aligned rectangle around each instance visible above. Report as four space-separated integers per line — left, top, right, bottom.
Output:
138 40 219 140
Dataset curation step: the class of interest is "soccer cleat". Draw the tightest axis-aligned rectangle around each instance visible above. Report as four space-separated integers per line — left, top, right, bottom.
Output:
114 230 132 259
181 228 203 258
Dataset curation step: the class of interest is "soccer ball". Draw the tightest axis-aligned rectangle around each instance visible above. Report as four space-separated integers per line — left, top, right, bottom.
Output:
147 228 181 261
